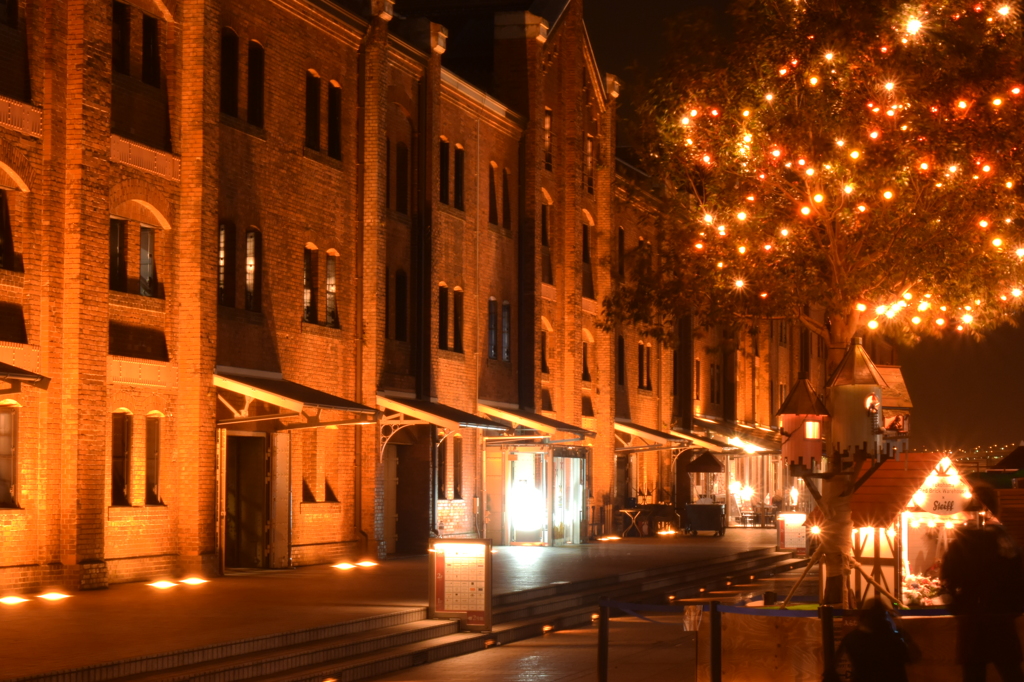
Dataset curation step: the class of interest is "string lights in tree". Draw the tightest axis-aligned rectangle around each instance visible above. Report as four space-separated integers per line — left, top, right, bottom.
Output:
608 0 1024 360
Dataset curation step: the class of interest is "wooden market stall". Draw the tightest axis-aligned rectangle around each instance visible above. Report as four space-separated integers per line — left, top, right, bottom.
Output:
809 452 979 608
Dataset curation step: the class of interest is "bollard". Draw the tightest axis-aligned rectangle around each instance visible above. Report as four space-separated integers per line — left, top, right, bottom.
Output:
710 600 722 682
764 591 777 606
820 605 836 678
597 603 609 682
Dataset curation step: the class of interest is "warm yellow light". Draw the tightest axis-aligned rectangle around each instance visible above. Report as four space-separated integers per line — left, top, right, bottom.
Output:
1007 181 1015 189
912 316 921 325
857 205 867 212
0 596 28 605
983 165 992 173
907 18 922 34
825 52 834 60
704 214 714 224
994 98 1004 106
813 193 824 203
810 525 821 535
883 190 894 200
333 563 357 570
867 320 879 329
737 211 747 220
980 220 990 228
875 305 887 314
702 155 712 164
809 76 819 86
836 139 845 147
962 314 974 323
147 581 177 590
936 317 946 326
695 243 704 250
800 206 811 215
844 184 854 194
856 303 867 312
780 229 789 237
806 168 815 176
717 262 724 268
920 162 929 170
949 165 958 173
850 150 861 159
37 592 70 601
999 5 1011 15
958 100 968 109
356 561 378 567
738 246 747 254
690 109 698 117
1013 288 1023 297
885 82 895 92
918 301 930 311
743 134 753 143
734 279 745 289
742 109 751 117
763 244 772 251
179 578 208 585
766 93 774 101
993 238 1004 247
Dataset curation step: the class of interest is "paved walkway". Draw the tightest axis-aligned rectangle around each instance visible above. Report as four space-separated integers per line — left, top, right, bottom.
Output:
0 529 775 680
372 616 697 682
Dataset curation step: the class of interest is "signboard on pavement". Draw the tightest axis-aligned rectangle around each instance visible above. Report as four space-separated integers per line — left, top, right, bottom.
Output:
428 538 493 632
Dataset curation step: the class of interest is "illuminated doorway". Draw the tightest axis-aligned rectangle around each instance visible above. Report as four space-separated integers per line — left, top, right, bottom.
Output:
553 455 585 545
508 451 546 544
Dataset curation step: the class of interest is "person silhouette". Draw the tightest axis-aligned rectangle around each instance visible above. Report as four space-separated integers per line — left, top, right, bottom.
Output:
834 598 912 682
941 486 1024 682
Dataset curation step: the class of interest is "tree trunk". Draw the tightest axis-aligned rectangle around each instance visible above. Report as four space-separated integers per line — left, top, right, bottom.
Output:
817 475 854 607
825 308 864 373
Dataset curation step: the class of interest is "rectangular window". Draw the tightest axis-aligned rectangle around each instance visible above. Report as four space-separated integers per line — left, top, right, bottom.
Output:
453 289 464 352
247 42 265 127
109 218 128 292
305 71 320 151
325 255 339 328
645 345 653 390
617 227 625 278
141 14 160 87
245 230 262 312
438 285 449 350
452 437 463 500
805 421 821 440
541 204 553 285
453 146 465 210
220 29 239 116
112 2 131 75
541 330 550 374
582 223 595 299
637 342 645 389
585 135 595 194
0 190 16 271
396 143 409 214
139 226 158 297
303 248 318 323
394 270 408 341
502 169 512 230
543 108 553 171
145 416 161 505
111 413 131 507
439 139 450 204
582 223 590 264
582 395 595 417
616 335 625 386
501 302 511 362
694 360 701 400
488 165 498 224
0 408 16 508
327 83 342 160
541 388 553 411
2 0 18 27
487 299 498 359
582 342 591 382
778 321 788 347
437 437 447 500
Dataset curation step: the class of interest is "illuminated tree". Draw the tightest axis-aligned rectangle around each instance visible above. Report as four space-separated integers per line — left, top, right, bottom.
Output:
608 0 1024 368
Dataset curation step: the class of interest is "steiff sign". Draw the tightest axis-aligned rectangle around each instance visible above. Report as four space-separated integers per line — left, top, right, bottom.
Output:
428 538 493 632
919 478 967 516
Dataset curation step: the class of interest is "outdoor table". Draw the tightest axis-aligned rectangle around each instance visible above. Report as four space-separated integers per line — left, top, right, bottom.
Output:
620 508 644 537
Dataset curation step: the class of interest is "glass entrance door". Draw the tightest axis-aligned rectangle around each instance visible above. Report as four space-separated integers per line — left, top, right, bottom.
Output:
508 451 547 544
553 456 585 546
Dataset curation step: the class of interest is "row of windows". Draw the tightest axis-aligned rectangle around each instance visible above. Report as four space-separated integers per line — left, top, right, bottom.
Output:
436 436 463 500
613 336 654 390
218 223 263 312
111 412 162 507
486 299 512 361
437 285 464 353
109 218 160 298
220 29 265 128
112 1 161 88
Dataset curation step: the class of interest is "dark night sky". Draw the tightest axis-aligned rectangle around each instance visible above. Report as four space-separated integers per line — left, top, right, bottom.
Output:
582 0 1024 452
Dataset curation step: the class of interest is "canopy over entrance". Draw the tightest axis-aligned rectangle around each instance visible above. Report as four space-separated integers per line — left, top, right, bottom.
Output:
478 404 595 439
614 419 689 453
0 360 47 385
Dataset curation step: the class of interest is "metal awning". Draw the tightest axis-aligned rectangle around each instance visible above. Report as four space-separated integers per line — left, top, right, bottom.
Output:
614 419 688 450
669 430 728 453
377 396 508 432
0 361 46 384
214 369 376 414
693 417 780 454
477 404 596 438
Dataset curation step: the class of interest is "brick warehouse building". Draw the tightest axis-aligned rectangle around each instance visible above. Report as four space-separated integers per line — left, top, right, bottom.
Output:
0 0 902 593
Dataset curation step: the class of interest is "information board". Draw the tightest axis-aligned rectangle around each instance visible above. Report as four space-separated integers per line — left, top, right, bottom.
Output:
427 538 492 631
777 513 808 555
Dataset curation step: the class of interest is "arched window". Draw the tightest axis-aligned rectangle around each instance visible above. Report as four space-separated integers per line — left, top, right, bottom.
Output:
0 190 19 272
454 145 465 210
303 245 318 323
582 330 594 382
245 229 262 312
0 403 18 508
488 163 498 225
325 249 339 328
220 28 239 117
540 316 553 374
501 301 512 361
327 81 342 160
438 283 449 350
453 287 464 353
439 137 450 204
305 70 320 150
487 297 498 359
247 41 265 127
502 169 512 229
218 222 236 307
396 143 409 214
540 193 553 285
637 341 645 389
394 269 408 341
145 413 162 505
111 410 133 507
581 213 595 299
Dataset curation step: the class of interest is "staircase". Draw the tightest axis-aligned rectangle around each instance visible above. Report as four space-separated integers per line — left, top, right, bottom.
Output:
14 548 805 682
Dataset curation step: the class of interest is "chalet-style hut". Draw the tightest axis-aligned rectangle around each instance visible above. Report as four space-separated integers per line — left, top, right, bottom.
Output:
826 338 888 457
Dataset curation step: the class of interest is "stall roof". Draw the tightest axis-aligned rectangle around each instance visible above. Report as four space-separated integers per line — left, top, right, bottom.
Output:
379 396 508 432
826 338 888 388
669 430 728 453
812 452 943 528
991 445 1024 472
687 451 725 473
215 369 376 414
877 365 914 410
777 376 829 417
478 404 596 438
0 360 46 383
614 419 689 446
